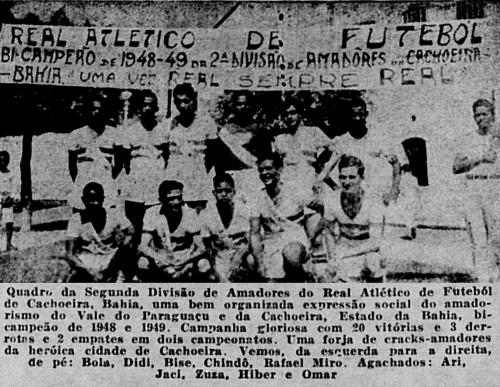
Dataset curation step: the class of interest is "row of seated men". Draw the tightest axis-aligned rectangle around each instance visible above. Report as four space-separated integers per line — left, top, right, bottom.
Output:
64 152 386 283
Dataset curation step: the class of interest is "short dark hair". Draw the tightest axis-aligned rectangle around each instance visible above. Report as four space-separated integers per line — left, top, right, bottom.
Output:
158 180 184 199
83 182 104 198
140 90 158 110
473 99 494 114
338 155 365 179
213 173 235 188
173 83 197 100
257 151 283 170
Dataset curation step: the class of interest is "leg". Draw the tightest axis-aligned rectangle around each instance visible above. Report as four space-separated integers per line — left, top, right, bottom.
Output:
466 189 491 282
124 200 146 253
362 252 386 282
5 222 14 251
481 186 500 282
282 241 308 281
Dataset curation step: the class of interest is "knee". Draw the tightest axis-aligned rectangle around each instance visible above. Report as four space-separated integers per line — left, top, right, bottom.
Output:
197 258 212 274
305 213 322 240
137 256 151 271
282 242 307 272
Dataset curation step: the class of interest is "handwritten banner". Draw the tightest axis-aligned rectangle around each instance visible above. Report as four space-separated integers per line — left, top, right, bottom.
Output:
0 20 495 90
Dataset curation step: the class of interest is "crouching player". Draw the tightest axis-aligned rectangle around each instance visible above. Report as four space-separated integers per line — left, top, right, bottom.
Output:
200 173 255 282
65 182 134 282
138 180 210 282
249 152 317 282
318 155 386 282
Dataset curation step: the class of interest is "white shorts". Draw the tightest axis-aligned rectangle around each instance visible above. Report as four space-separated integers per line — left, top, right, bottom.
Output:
261 226 308 279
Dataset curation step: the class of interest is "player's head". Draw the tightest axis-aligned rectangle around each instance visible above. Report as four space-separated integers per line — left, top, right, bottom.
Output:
158 180 184 213
173 83 197 117
82 182 105 210
231 90 253 123
232 90 252 113
350 96 368 121
0 151 10 171
472 99 494 133
303 92 324 126
347 96 368 136
257 152 283 188
282 98 303 133
86 93 107 126
338 155 364 194
213 173 235 204
138 90 159 119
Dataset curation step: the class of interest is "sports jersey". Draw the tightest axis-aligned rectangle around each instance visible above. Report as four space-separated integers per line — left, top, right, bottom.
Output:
274 124 332 168
249 182 313 278
142 204 201 268
117 119 169 203
200 201 249 250
67 206 132 280
200 201 250 281
322 191 385 281
166 114 218 201
67 125 117 208
249 181 314 237
331 132 395 195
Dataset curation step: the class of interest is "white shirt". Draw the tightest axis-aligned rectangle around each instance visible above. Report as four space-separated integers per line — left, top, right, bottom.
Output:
248 181 314 237
274 124 332 168
200 201 249 250
331 132 397 195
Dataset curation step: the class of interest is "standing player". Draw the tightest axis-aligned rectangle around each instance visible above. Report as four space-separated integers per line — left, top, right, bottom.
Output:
65 182 134 282
0 151 17 251
318 156 386 282
115 90 169 233
317 96 400 204
453 98 500 282
249 152 315 281
216 90 271 200
67 93 116 209
138 180 210 282
166 84 218 207
273 97 332 187
200 173 254 282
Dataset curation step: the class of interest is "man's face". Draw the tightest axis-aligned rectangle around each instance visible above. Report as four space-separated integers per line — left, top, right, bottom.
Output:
234 95 251 118
351 105 367 123
89 100 104 125
349 104 368 134
283 105 301 132
0 153 9 170
141 96 157 118
339 166 362 194
161 189 184 213
82 189 104 211
304 93 322 125
174 94 196 116
213 182 235 204
474 106 494 132
258 159 280 188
